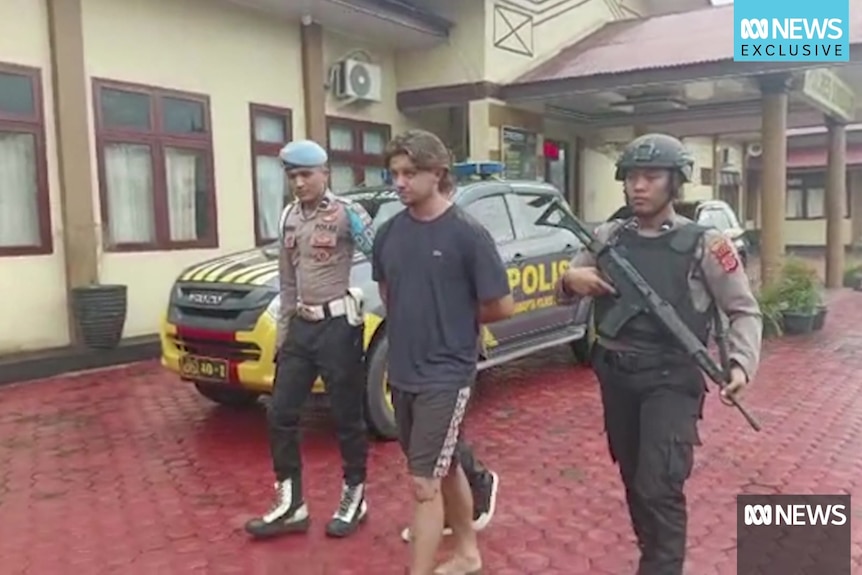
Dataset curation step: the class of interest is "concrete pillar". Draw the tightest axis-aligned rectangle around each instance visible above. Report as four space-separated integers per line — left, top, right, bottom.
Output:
467 100 492 161
758 75 791 286
47 0 99 347
824 116 846 288
300 21 326 143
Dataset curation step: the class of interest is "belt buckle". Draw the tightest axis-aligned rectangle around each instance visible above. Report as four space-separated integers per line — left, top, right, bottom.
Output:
298 305 323 322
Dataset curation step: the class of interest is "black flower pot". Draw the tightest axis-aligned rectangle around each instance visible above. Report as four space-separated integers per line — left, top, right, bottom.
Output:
812 305 828 331
71 284 128 350
781 311 815 335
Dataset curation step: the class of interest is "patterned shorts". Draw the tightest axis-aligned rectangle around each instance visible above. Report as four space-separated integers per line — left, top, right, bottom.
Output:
391 385 472 479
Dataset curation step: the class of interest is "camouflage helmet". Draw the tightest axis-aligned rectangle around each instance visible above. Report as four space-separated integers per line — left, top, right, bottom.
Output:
614 133 694 183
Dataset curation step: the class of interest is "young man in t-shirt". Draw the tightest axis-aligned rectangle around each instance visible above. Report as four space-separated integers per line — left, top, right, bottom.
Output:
372 130 514 575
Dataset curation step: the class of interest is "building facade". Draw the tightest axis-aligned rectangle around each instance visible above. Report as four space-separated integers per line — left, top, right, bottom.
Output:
0 0 860 355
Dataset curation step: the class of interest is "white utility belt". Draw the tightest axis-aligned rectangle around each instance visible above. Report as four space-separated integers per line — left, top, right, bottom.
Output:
296 288 364 326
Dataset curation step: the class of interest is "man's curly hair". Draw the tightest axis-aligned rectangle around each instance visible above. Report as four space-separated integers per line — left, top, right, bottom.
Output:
384 129 454 194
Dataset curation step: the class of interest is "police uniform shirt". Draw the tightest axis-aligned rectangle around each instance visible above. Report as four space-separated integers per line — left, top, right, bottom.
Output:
556 214 762 381
276 191 374 347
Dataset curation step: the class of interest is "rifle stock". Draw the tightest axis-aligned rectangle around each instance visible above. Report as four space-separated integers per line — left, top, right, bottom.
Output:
552 209 761 432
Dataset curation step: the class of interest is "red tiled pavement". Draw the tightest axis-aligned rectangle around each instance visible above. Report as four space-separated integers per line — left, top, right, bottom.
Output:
2 291 862 575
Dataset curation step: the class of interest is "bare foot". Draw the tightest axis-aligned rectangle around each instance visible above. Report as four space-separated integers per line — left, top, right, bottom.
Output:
433 555 482 575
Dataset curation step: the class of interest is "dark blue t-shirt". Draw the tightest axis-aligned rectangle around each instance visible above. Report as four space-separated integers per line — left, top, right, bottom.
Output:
372 204 510 392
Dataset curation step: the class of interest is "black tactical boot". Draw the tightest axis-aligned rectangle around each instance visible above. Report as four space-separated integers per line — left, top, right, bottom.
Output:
244 479 310 539
325 482 367 538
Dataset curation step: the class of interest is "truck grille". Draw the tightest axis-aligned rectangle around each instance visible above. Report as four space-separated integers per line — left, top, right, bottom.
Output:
171 334 262 363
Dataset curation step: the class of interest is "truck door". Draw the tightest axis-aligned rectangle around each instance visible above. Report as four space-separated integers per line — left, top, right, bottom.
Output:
504 187 581 336
459 186 524 355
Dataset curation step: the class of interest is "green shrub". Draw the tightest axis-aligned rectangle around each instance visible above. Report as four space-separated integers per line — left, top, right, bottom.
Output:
843 264 862 288
775 257 820 314
756 282 784 338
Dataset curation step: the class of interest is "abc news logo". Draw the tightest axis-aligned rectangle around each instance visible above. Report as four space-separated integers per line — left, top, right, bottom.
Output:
739 18 844 41
744 503 847 526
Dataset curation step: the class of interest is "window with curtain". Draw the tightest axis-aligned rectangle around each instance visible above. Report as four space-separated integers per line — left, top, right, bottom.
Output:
786 187 805 219
805 187 825 219
94 81 217 251
784 171 851 220
250 105 291 245
326 118 389 192
0 65 52 257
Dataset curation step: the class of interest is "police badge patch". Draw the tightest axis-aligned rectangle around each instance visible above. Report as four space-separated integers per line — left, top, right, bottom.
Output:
708 236 739 273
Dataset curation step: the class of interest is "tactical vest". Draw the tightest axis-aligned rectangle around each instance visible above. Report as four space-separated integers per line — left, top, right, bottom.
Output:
593 222 713 350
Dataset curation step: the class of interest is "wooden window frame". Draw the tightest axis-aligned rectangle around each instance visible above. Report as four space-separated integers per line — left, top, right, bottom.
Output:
92 78 218 252
249 104 292 246
325 117 391 187
785 169 851 221
0 62 52 257
248 103 293 247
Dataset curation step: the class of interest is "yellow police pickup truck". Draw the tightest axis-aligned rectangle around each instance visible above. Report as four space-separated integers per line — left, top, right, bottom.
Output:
160 162 593 440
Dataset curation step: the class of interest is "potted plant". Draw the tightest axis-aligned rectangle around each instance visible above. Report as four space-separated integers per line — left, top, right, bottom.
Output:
756 283 784 339
70 283 128 350
775 257 820 335
842 263 862 288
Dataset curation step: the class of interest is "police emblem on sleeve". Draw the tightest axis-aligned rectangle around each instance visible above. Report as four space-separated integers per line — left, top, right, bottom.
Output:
708 236 739 273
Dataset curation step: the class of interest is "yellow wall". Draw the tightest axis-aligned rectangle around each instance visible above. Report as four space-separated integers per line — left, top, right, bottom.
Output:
484 0 647 84
395 0 648 89
80 0 308 338
323 30 410 132
0 0 70 354
745 168 857 247
784 220 853 246
576 131 748 222
394 0 486 90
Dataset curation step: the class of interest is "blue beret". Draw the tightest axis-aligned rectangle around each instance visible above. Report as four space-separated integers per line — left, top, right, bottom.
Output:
279 139 328 169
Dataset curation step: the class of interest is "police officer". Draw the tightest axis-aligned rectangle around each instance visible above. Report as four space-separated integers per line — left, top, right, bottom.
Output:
555 133 762 574
245 140 375 539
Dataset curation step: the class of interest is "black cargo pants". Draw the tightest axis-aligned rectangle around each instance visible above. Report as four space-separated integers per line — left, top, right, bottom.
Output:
592 344 705 575
268 314 368 487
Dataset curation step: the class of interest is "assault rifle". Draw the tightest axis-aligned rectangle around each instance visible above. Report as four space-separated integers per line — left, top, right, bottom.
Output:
540 204 761 432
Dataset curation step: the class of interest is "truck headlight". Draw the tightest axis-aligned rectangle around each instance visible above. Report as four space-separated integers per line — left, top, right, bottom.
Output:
265 294 280 320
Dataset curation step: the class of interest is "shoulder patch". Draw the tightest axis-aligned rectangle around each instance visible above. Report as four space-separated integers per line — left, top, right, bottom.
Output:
707 234 739 273
342 199 375 255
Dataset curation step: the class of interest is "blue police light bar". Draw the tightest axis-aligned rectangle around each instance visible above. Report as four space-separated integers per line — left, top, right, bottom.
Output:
452 161 505 180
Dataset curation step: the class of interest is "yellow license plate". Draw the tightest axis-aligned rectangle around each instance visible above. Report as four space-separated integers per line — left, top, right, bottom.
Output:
179 355 229 382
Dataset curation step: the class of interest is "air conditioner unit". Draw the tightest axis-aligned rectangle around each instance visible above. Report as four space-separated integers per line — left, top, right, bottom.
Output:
333 59 382 102
747 143 762 157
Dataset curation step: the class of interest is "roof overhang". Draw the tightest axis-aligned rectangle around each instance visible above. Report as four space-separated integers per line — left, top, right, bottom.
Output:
500 57 862 102
748 144 862 169
501 4 862 100
227 0 452 48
